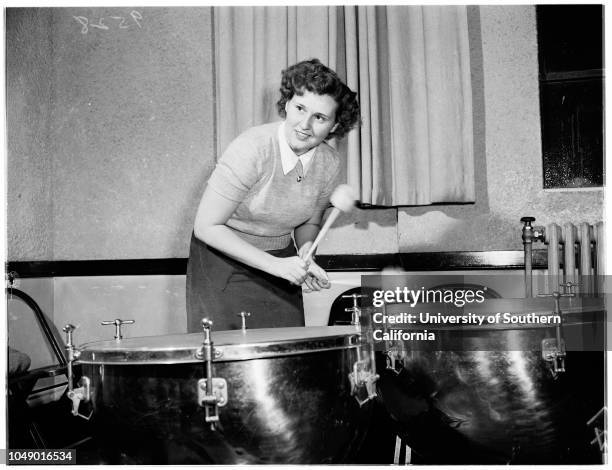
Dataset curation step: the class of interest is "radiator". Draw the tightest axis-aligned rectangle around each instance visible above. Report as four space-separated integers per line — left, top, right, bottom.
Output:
521 217 605 297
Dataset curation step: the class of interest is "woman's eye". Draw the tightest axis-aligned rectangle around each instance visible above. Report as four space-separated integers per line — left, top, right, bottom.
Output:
315 115 327 122
295 105 304 112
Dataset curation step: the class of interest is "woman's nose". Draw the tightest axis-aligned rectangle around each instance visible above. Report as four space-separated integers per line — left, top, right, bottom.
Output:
300 115 313 129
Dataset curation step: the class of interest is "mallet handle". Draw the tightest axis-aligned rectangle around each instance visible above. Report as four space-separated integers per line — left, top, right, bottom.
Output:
304 207 341 261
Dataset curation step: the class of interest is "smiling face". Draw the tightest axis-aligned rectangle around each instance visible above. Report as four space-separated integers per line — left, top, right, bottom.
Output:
283 90 339 155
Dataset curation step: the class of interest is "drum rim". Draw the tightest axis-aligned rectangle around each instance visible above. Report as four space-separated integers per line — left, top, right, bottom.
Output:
76 330 365 364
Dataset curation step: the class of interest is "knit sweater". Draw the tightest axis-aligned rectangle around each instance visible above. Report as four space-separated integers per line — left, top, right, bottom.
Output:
207 122 341 251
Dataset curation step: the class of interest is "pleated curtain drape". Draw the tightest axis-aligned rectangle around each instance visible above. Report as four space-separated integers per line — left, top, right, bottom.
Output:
214 6 475 206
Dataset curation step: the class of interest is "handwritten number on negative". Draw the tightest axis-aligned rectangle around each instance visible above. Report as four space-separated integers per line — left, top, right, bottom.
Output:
73 11 143 34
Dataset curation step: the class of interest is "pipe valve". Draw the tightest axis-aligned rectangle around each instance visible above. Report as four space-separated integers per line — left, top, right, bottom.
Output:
520 216 545 244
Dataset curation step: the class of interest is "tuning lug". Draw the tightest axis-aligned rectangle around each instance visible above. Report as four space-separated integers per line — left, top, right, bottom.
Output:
101 319 135 340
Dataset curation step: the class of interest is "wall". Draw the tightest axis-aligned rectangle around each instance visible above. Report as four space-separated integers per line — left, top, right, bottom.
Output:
52 275 186 344
7 7 215 261
6 9 55 260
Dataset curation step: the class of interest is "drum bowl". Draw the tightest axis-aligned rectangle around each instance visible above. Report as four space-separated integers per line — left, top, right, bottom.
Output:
376 299 606 464
77 326 374 465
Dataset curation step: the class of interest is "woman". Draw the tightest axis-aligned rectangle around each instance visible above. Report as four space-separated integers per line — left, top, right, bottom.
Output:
186 58 360 332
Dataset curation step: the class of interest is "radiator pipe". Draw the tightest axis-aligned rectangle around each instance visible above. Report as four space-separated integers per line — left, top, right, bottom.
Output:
521 217 544 298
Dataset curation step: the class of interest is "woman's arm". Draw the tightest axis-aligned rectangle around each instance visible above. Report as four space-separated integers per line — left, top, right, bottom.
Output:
194 187 309 285
294 209 324 256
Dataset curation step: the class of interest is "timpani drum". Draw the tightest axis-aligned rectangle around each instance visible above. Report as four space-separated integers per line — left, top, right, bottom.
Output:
375 297 606 464
76 325 376 465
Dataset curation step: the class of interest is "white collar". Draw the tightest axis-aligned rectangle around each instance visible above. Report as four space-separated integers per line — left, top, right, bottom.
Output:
278 122 317 176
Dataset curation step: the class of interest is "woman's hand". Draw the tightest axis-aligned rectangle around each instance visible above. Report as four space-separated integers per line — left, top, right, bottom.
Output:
297 242 330 292
270 256 309 285
195 189 309 284
302 260 331 293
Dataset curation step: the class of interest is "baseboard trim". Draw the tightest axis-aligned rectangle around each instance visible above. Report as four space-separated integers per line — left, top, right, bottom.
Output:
6 250 547 278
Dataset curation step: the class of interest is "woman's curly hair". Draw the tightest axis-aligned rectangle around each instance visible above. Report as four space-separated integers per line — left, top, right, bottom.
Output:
277 58 361 140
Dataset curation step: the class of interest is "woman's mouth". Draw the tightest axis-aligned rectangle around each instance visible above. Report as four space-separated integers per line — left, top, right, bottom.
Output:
294 129 311 140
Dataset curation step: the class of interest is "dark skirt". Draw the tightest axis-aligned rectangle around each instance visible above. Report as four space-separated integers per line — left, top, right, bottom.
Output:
185 232 304 333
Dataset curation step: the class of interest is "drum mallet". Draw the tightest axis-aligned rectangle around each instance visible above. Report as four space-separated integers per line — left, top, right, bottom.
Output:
304 184 357 262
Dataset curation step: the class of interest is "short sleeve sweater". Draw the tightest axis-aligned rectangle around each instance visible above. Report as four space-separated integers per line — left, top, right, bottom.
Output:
206 122 342 251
